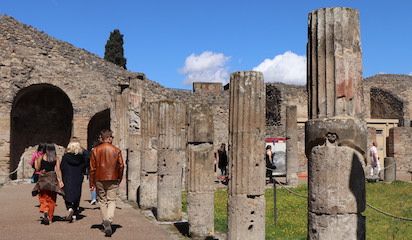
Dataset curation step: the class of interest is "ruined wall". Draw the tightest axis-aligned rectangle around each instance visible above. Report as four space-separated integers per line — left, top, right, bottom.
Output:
364 74 412 125
387 127 412 180
0 16 142 180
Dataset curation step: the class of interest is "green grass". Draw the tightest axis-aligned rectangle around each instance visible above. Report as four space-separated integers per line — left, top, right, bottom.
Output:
183 181 412 240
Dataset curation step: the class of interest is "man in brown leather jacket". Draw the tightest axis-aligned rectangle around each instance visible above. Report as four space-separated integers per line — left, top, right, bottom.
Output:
89 129 124 237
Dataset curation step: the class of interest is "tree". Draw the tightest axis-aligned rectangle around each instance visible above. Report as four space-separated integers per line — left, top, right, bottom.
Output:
104 29 127 69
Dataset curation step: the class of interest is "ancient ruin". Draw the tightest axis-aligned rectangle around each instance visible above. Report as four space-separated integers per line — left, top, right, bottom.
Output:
156 100 186 221
306 7 366 239
0 7 412 239
228 71 266 240
186 104 215 238
286 105 299 186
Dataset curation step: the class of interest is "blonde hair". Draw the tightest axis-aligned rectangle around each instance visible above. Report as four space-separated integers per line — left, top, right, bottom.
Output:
66 141 83 155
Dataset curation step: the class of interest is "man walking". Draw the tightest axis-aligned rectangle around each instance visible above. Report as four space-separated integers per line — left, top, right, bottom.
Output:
90 129 124 237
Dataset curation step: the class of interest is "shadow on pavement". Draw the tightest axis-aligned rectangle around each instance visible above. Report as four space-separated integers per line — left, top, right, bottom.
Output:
91 224 123 235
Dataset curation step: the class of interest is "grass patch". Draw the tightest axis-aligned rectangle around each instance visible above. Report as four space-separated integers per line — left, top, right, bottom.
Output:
184 181 412 239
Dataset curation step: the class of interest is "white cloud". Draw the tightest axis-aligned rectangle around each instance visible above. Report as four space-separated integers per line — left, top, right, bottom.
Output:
253 51 306 85
181 51 230 85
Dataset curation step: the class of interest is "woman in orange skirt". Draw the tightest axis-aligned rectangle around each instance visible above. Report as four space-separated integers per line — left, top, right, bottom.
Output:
32 143 64 225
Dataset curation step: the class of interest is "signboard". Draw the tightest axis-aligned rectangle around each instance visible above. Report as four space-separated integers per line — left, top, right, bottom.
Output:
265 137 287 176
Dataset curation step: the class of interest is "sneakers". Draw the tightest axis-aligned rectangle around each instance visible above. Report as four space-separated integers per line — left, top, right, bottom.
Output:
42 212 50 225
66 208 74 222
102 220 112 237
91 199 97 205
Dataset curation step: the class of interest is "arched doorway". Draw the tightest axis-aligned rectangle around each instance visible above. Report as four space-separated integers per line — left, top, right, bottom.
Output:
87 109 110 150
10 84 73 179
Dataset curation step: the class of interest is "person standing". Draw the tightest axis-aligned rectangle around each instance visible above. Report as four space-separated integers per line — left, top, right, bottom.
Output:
217 143 228 176
60 140 86 222
29 143 46 183
369 142 380 177
89 129 124 237
266 145 276 183
32 143 64 225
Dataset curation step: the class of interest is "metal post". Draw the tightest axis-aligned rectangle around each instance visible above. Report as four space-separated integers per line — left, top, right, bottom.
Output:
273 179 277 226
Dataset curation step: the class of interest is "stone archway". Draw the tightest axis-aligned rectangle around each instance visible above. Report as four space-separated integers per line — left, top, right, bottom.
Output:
87 109 110 150
10 84 73 179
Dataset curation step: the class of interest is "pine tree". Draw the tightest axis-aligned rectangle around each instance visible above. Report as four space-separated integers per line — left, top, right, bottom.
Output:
104 29 127 69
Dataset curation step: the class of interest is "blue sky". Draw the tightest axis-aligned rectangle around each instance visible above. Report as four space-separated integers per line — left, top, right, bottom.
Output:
1 1 412 89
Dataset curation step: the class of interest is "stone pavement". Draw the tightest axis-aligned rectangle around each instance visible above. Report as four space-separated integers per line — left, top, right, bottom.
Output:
0 181 177 240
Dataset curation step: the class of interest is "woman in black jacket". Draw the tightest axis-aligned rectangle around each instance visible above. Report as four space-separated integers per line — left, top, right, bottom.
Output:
60 140 85 222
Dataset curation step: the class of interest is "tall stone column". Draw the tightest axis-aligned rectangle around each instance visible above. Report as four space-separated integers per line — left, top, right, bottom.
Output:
139 101 159 209
286 105 299 186
306 8 367 239
228 71 266 240
127 78 142 203
157 100 186 221
187 104 214 239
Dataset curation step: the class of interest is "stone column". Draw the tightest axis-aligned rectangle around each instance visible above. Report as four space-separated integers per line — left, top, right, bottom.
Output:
157 100 186 221
187 104 214 239
306 8 366 239
127 78 142 202
139 101 159 209
384 157 396 182
228 71 266 240
286 105 299 186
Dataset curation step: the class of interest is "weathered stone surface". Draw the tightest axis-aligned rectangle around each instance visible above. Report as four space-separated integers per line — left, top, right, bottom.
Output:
187 144 214 193
127 135 141 202
307 8 364 119
187 104 213 144
139 173 157 209
156 101 186 221
286 105 299 186
306 8 366 239
158 101 187 150
384 157 396 183
187 192 214 238
228 194 265 240
157 174 182 221
308 213 365 240
228 71 265 240
387 127 412 180
309 144 365 214
193 82 222 94
305 118 368 157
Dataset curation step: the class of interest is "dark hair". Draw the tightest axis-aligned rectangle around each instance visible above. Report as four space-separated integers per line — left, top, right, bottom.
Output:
266 145 272 150
45 143 57 162
100 129 113 141
37 143 46 153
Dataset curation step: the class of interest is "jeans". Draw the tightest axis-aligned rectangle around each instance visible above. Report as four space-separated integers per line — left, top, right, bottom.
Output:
91 189 97 201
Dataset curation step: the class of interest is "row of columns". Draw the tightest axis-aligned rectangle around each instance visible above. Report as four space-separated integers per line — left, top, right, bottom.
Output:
134 6 367 240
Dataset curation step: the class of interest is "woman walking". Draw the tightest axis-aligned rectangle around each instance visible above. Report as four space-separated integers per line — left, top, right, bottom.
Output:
60 140 86 222
32 143 64 225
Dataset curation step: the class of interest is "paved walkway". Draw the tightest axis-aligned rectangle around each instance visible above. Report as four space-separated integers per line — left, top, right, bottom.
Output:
0 181 175 240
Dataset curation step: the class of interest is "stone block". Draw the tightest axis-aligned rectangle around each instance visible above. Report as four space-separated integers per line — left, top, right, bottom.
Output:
157 174 182 221
308 213 365 240
158 149 184 175
187 104 214 143
139 173 157 209
187 192 214 238
384 157 396 182
228 194 265 240
187 143 214 193
309 144 365 214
